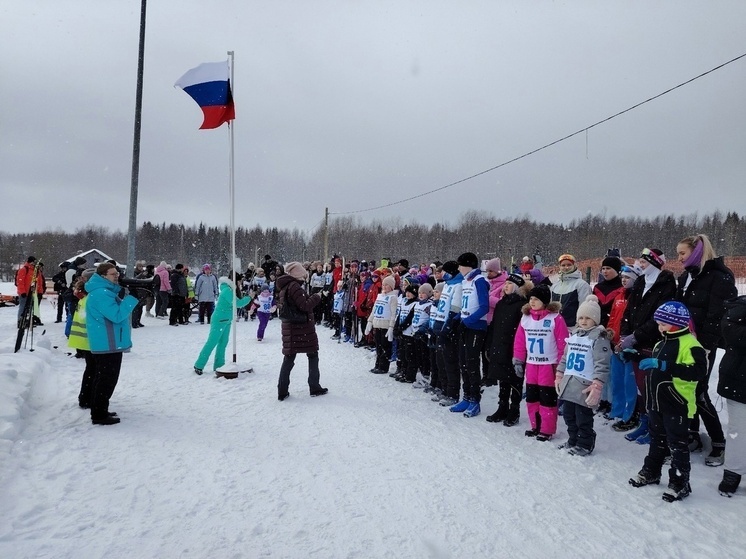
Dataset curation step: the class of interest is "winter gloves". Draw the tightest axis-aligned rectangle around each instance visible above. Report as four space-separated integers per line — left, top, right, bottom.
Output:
619 348 640 363
386 327 394 342
512 359 525 378
639 358 666 372
583 380 604 407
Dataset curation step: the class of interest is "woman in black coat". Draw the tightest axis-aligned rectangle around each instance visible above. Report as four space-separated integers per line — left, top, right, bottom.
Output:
485 274 532 426
717 296 746 496
276 262 328 401
676 234 737 462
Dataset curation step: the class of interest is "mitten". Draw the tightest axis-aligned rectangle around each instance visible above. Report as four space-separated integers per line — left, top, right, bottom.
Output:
386 327 394 342
364 322 373 335
512 358 525 378
582 380 603 407
554 373 564 394
618 334 637 351
639 358 666 371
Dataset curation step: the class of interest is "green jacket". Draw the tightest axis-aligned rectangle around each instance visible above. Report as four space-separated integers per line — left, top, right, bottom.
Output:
644 328 706 418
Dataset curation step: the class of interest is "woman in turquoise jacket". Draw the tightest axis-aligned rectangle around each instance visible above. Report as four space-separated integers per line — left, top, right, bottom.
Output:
194 274 251 375
85 263 139 425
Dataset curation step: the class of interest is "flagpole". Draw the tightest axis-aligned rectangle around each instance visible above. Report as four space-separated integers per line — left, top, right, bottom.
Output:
228 50 238 364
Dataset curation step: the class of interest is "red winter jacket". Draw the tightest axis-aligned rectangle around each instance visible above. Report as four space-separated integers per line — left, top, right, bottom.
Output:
16 263 45 296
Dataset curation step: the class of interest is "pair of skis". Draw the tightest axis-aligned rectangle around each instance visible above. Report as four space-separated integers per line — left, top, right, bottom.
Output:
15 260 43 353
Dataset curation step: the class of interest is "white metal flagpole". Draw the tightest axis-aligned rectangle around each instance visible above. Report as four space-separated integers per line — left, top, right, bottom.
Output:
228 50 238 364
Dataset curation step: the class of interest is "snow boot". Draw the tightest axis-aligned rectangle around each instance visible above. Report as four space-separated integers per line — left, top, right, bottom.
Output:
310 387 329 397
568 446 592 457
635 432 652 445
706 442 726 467
486 401 509 423
629 468 661 488
438 396 458 407
278 392 290 401
688 432 703 453
718 470 742 497
612 411 640 432
194 366 203 376
624 414 649 441
536 433 553 442
662 475 692 502
449 399 472 413
503 407 520 427
463 401 481 418
92 415 121 426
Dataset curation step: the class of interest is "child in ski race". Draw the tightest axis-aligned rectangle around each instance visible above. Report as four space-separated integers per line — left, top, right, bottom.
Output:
450 252 490 418
193 273 251 375
366 274 398 375
395 282 419 383
411 282 434 389
331 280 346 339
435 261 463 407
485 273 533 426
554 295 612 456
250 284 275 341
513 283 569 441
628 301 706 502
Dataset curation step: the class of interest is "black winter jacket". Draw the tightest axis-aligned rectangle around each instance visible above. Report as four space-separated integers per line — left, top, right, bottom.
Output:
676 257 737 351
620 270 677 351
718 296 746 404
487 290 527 381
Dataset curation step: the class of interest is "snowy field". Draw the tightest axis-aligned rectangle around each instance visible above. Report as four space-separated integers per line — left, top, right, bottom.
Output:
1 291 745 559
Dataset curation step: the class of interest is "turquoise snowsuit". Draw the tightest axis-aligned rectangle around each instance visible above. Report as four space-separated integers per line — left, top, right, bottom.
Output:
194 278 251 371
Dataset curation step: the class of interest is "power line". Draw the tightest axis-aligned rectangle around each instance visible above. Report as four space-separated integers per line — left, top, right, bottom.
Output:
330 51 746 216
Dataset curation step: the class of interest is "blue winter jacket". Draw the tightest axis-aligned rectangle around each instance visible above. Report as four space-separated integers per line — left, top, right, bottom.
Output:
85 273 139 353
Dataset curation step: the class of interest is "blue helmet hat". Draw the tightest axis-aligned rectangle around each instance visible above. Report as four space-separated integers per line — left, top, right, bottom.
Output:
653 301 690 328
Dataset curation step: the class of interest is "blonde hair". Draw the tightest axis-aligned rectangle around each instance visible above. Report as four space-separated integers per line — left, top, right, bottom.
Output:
678 233 717 269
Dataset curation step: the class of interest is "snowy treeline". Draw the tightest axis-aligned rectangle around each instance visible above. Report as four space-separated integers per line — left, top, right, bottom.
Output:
0 210 744 280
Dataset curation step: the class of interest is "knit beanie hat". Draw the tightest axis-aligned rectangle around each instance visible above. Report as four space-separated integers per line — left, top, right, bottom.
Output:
641 248 666 269
654 301 690 328
506 273 525 287
260 284 271 293
382 276 396 290
528 284 551 307
418 283 433 297
405 284 419 296
558 254 576 265
284 261 307 281
434 282 445 294
457 252 479 269
485 258 502 274
621 264 643 280
202 263 211 271
442 260 459 276
601 256 622 273
576 295 601 326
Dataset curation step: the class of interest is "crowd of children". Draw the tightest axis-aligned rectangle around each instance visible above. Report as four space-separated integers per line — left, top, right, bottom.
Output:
294 236 743 503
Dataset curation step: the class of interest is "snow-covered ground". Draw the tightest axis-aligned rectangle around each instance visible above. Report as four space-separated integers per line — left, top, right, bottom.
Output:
1 291 744 559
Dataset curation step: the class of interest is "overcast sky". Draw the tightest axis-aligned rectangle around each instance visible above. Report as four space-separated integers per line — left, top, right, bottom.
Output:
2 1 745 237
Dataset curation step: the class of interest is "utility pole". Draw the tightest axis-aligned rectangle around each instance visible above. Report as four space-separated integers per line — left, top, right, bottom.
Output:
126 0 147 276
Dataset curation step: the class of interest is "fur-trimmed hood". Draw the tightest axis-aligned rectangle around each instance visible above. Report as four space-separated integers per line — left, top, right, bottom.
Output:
521 300 561 316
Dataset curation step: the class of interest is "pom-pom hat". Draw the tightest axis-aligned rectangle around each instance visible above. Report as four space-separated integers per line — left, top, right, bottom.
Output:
577 295 601 326
654 301 690 328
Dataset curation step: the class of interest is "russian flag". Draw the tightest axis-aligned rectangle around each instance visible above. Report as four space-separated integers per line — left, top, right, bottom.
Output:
175 61 235 129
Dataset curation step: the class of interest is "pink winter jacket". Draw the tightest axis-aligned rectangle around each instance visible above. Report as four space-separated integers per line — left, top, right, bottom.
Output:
155 265 171 292
485 274 507 324
513 302 569 364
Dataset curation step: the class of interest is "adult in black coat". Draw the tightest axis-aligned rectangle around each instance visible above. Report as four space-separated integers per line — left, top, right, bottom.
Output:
676 234 737 459
617 248 677 421
276 262 327 401
485 275 532 425
717 296 746 495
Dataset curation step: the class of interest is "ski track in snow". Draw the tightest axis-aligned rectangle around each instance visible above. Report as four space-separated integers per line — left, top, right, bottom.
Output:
0 297 744 559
